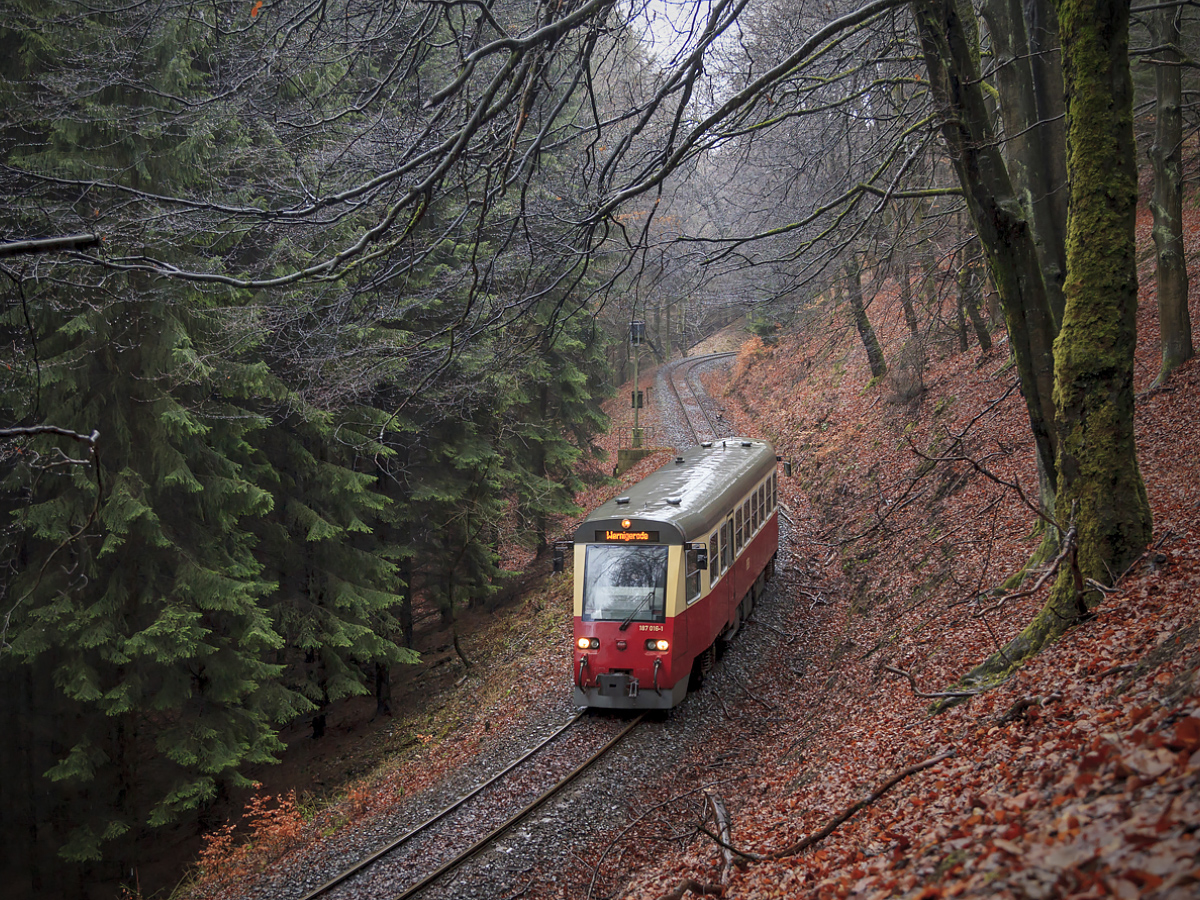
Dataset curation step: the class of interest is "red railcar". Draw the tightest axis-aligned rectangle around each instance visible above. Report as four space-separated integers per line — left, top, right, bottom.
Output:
572 438 779 709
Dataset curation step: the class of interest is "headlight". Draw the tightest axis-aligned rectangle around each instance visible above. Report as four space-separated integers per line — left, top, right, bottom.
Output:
577 637 599 649
645 639 669 652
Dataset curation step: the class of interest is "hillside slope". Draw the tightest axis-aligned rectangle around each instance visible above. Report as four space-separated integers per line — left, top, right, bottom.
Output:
621 221 1200 898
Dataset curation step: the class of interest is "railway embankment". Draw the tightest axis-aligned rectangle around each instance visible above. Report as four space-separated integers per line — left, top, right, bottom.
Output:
618 257 1200 895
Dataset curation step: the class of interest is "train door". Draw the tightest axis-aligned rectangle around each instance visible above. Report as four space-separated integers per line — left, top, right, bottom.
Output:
713 517 735 640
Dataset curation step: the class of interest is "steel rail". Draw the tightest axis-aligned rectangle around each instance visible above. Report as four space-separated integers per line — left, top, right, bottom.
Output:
665 352 736 444
390 713 646 900
682 356 727 440
297 710 587 900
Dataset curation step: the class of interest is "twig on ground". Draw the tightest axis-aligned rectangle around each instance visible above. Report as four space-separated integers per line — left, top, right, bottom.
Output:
658 879 724 900
756 622 804 639
705 793 735 884
711 689 737 720
728 671 774 711
883 666 979 700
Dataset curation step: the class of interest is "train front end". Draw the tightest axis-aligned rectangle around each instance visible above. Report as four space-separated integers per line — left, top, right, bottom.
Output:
571 518 689 709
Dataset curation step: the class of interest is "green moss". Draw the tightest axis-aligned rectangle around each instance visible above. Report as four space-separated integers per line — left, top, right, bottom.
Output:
996 530 1058 593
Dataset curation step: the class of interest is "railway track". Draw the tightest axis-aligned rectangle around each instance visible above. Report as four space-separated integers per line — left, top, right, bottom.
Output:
662 352 737 444
294 712 644 900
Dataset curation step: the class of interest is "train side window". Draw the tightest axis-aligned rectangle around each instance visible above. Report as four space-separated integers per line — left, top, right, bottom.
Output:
709 531 720 578
686 547 702 602
759 485 766 520
743 499 751 537
751 491 759 531
735 508 743 550
770 474 776 510
722 521 732 569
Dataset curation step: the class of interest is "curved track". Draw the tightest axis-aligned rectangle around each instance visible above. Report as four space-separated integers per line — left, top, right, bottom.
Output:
661 352 737 445
294 713 643 900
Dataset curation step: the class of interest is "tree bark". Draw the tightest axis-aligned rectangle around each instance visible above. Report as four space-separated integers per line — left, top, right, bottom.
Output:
980 0 1069 325
955 264 970 352
375 662 392 717
1048 0 1151 614
910 0 1060 492
961 242 993 351
899 256 920 333
1148 6 1193 387
844 261 887 379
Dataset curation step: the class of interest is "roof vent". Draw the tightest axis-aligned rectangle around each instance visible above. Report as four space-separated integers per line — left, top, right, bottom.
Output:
675 456 685 464
741 441 752 447
702 441 713 448
666 497 682 506
616 496 631 505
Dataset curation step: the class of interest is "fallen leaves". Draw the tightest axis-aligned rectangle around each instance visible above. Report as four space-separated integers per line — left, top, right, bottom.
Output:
625 204 1200 900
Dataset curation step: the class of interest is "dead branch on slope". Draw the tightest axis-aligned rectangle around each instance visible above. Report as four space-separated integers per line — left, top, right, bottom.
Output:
764 748 957 859
694 748 957 864
705 793 735 884
882 665 980 700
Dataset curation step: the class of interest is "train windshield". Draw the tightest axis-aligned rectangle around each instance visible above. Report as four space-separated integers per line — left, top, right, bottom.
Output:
582 545 669 624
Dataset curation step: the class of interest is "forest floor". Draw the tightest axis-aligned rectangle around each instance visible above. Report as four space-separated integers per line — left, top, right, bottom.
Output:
184 206 1199 900
613 211 1200 899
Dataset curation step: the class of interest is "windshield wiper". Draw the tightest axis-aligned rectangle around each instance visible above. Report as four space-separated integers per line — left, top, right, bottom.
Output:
619 590 657 631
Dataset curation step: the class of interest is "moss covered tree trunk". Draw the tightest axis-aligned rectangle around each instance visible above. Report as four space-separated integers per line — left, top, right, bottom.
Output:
1048 0 1151 597
1148 6 1193 387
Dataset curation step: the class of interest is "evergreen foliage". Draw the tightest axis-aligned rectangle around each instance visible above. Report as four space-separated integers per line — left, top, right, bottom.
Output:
0 1 612 890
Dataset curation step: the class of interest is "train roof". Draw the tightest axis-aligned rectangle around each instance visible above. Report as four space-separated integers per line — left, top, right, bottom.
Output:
575 437 776 544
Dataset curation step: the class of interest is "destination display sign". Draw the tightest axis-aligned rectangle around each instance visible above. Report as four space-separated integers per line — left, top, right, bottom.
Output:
596 530 660 543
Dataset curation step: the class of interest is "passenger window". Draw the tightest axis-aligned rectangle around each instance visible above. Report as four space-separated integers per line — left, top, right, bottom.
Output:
751 491 759 531
735 508 743 550
759 485 766 520
710 531 720 578
722 521 732 569
686 547 702 602
770 474 776 510
743 500 751 536
772 473 778 509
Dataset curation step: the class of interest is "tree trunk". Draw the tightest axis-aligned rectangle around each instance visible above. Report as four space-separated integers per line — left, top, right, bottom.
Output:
980 0 1069 325
910 0 1060 492
844 262 887 379
1148 6 1193 387
399 559 414 649
899 257 920 333
955 265 969 352
1049 0 1151 600
374 663 392 717
961 242 993 351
